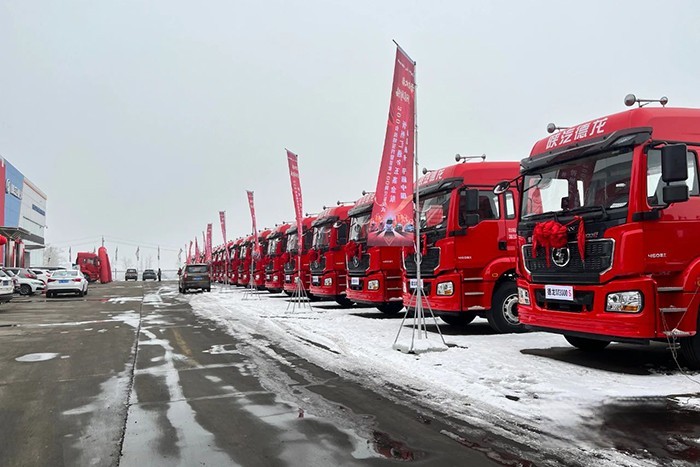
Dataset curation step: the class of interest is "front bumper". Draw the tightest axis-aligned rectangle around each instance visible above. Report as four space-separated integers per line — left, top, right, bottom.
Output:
265 272 284 293
402 273 465 314
310 271 343 298
518 277 658 340
346 271 402 305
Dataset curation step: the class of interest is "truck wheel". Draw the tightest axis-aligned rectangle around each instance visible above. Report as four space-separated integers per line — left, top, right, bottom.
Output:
20 284 31 296
440 313 477 326
487 281 525 333
565 335 611 351
377 302 404 315
335 296 354 308
680 314 700 370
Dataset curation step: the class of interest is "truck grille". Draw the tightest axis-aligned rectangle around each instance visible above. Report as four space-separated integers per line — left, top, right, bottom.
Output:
405 248 440 278
265 262 274 273
347 254 370 276
309 256 326 275
523 239 613 284
283 262 294 274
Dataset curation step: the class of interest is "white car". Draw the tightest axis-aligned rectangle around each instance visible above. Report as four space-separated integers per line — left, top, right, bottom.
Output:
29 268 52 285
3 268 45 296
46 269 89 298
0 270 13 304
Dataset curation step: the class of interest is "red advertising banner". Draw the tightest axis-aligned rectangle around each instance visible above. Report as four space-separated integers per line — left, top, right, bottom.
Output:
195 237 200 261
367 46 416 247
246 190 260 255
206 223 213 262
188 241 192 264
286 150 304 251
219 211 230 263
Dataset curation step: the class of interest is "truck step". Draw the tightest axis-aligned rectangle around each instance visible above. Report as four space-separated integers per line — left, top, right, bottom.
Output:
663 329 693 338
660 307 687 313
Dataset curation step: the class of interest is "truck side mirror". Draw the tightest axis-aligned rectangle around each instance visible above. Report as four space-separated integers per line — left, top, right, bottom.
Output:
461 189 479 212
493 181 510 195
661 144 688 183
663 184 689 204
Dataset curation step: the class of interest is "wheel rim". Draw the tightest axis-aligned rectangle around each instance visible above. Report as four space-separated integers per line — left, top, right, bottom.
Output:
502 293 520 326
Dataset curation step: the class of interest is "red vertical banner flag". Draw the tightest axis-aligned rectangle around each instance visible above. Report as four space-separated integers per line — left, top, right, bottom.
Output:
367 46 416 247
219 211 230 263
206 223 213 262
195 237 200 260
188 241 192 264
246 190 260 255
286 150 304 251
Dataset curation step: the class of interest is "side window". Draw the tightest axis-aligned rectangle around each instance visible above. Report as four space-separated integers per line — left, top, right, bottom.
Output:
477 191 499 220
504 191 516 219
647 149 699 205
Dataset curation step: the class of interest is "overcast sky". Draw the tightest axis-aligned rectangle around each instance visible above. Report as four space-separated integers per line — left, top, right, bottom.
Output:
1 0 699 268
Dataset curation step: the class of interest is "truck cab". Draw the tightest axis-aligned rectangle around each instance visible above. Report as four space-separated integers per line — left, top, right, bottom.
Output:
251 229 272 290
309 205 353 306
75 252 100 283
229 239 242 286
264 223 291 293
283 216 317 296
512 105 700 367
345 192 405 314
402 161 521 332
237 235 255 287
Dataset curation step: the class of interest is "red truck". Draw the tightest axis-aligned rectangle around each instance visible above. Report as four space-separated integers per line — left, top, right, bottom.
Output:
309 205 353 306
345 192 405 314
283 216 317 296
238 231 272 289
264 223 291 293
402 160 522 332
237 234 255 287
503 101 700 367
211 246 222 282
75 252 101 283
228 239 242 285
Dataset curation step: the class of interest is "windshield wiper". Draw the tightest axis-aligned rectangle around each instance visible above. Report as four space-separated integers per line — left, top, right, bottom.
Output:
564 205 609 219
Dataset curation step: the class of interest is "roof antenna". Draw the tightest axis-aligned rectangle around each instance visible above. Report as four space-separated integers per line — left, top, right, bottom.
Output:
455 153 486 163
624 93 668 108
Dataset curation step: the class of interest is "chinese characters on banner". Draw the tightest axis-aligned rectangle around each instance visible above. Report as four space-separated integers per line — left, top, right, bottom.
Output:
286 150 304 251
206 223 213 262
246 191 260 255
368 46 415 247
219 211 230 263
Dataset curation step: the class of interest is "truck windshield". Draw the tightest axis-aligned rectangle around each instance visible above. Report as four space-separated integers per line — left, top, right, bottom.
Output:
286 233 298 252
419 192 450 230
267 237 283 255
522 149 633 219
240 245 248 259
349 213 370 242
312 224 332 249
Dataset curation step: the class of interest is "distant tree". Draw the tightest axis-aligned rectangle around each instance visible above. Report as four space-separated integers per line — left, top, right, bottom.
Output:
42 244 63 267
146 255 153 269
121 257 134 271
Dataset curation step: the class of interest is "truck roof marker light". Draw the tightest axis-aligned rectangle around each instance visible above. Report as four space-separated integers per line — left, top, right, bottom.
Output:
455 153 486 163
361 190 374 196
546 123 570 134
624 93 668 108
336 201 355 206
421 167 433 175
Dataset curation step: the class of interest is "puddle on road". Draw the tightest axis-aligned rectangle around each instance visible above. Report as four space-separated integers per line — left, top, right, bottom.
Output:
15 352 59 362
593 395 700 463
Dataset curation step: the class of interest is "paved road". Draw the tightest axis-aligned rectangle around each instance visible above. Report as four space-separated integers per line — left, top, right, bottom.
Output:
0 282 534 467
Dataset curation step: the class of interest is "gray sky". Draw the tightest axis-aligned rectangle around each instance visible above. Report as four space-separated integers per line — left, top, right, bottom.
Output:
1 0 699 267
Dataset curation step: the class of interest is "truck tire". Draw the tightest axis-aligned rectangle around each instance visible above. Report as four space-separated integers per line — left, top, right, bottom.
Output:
377 302 404 315
565 335 611 351
486 281 525 333
440 313 476 326
20 284 31 296
335 295 353 308
680 314 700 370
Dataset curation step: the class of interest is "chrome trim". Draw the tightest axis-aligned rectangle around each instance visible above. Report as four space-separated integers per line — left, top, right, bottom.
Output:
463 277 482 282
660 307 687 313
467 306 486 311
658 287 683 292
463 292 484 296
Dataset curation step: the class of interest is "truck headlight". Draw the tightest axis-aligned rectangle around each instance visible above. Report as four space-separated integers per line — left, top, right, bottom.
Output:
273 275 278 282
606 291 642 313
367 280 380 291
518 287 530 305
436 281 454 296
324 277 333 286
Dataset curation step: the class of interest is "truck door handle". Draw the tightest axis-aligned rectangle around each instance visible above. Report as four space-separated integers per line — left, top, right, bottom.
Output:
498 241 507 251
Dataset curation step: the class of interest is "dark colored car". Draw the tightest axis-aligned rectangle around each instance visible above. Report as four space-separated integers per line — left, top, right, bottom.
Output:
142 269 157 281
125 268 138 281
179 264 211 293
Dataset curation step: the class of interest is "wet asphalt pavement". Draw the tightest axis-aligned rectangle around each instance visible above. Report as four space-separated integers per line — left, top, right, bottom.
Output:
0 282 529 467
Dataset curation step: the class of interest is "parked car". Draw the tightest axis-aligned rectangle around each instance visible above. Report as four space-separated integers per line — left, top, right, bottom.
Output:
46 270 89 298
179 264 211 293
125 268 138 281
3 269 20 293
3 268 45 296
142 269 157 281
0 270 14 304
29 268 52 284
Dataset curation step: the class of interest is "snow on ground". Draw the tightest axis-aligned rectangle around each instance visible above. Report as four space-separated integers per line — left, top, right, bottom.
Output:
187 286 700 466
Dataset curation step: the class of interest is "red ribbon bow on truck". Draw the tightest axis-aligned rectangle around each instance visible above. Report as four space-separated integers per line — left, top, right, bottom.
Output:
532 216 585 266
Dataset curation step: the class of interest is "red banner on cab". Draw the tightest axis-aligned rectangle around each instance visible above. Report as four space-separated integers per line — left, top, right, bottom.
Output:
206 224 213 262
187 241 192 264
219 211 230 263
194 237 200 261
286 150 304 251
246 190 260 254
368 46 416 247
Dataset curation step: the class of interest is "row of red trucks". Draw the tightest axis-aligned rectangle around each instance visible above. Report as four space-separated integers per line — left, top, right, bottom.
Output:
207 100 700 369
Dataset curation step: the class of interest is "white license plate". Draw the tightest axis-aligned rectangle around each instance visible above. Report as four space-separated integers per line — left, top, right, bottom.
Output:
545 284 574 301
350 277 360 286
409 278 424 289
285 275 291 281
313 276 319 281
